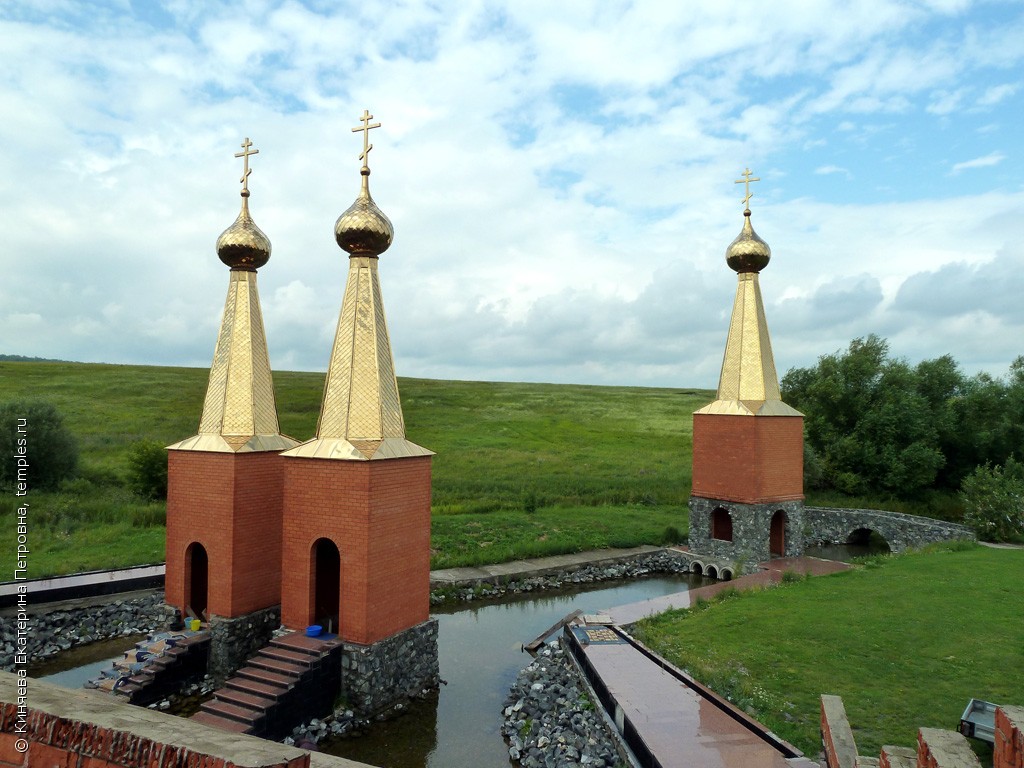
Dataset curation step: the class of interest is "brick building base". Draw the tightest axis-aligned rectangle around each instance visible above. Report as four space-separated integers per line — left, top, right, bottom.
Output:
166 450 288 619
281 455 432 645
688 497 806 570
340 619 440 717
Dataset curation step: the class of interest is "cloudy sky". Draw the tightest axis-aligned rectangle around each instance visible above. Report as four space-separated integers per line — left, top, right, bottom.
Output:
2 0 1022 388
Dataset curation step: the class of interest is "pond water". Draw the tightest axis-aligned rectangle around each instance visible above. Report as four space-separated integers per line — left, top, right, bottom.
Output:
31 577 700 767
30 633 148 688
322 574 704 768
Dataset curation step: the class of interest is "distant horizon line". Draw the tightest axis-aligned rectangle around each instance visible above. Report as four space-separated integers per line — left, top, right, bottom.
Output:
0 355 718 393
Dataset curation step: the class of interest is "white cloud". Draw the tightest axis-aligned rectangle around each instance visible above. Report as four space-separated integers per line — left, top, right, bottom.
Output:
0 0 1022 388
951 151 1006 174
977 83 1019 106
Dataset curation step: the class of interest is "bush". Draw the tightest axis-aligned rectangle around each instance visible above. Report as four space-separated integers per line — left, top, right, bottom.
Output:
661 525 683 544
128 440 168 500
0 401 78 490
959 458 1024 542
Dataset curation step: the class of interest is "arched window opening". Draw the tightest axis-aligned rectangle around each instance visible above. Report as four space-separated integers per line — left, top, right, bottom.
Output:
711 508 733 542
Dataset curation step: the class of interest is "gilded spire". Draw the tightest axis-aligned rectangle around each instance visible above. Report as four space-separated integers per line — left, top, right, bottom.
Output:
169 138 298 453
696 169 801 418
284 112 431 461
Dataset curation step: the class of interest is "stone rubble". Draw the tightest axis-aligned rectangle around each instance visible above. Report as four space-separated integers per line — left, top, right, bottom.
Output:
430 550 691 605
501 642 622 768
0 592 175 671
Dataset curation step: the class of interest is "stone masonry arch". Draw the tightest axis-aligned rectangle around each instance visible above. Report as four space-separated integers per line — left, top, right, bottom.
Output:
804 507 973 553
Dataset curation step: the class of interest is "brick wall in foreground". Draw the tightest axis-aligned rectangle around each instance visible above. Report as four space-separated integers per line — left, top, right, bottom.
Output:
0 673 365 768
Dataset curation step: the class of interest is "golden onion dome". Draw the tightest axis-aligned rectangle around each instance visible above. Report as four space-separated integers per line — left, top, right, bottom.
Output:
335 169 393 257
726 209 771 273
216 193 271 270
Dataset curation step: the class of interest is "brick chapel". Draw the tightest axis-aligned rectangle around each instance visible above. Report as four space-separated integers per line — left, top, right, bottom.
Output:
688 170 806 568
164 117 436 689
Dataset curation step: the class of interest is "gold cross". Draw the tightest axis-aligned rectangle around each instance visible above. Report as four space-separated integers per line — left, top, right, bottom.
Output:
734 167 760 209
234 138 259 194
351 109 381 170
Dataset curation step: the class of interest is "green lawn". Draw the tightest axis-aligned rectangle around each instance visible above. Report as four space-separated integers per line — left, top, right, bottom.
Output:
633 543 1024 758
0 361 703 578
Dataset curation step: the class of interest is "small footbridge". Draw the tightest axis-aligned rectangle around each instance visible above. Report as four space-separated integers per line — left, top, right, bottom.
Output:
804 506 973 553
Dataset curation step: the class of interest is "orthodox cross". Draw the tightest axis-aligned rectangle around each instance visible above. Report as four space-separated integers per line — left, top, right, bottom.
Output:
734 167 760 209
352 109 381 170
234 138 259 195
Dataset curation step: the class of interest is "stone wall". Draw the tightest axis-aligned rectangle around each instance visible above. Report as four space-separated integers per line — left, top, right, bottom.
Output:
689 498 805 570
0 592 174 671
207 605 281 684
339 618 439 718
0 672 369 768
805 507 974 553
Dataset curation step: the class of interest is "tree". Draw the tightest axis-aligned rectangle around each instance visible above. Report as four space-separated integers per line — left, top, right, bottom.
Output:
0 401 78 491
781 336 944 498
127 440 168 500
959 458 1024 542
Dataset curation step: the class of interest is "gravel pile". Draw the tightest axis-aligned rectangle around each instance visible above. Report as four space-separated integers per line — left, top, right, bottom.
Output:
502 643 623 768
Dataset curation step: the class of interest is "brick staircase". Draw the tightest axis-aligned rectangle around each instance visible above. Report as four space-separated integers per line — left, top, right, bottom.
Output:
191 631 343 741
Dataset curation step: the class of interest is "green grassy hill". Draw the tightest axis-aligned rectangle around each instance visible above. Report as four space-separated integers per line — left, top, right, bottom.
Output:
0 361 708 576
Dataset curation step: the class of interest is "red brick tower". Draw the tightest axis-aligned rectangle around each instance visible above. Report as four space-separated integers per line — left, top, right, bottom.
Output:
165 139 298 661
279 112 436 701
689 169 805 569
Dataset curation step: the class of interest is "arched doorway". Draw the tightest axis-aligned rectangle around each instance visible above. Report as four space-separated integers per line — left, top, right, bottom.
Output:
770 510 786 557
711 508 733 542
185 542 208 619
313 538 341 633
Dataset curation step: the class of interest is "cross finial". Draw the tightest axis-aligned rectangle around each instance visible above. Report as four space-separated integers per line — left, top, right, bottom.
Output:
734 167 760 211
234 137 259 197
351 109 381 171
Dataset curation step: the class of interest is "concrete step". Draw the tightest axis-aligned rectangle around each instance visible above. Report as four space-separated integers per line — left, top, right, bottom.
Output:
213 687 276 712
236 666 296 689
249 654 307 677
917 727 982 768
270 632 340 657
199 699 264 727
225 676 287 700
260 646 316 667
190 710 252 734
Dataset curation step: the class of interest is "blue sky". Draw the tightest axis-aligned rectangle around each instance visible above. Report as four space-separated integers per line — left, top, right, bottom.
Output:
1 0 1022 387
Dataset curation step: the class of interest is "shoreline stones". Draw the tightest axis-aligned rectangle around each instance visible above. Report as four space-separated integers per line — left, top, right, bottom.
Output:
1 592 175 671
502 642 621 768
430 550 691 605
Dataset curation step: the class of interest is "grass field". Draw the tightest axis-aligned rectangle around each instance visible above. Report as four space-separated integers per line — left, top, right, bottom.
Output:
0 361 703 577
632 543 1024 759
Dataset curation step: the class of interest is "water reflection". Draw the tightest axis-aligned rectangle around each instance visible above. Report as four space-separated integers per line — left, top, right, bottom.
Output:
321 574 702 768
